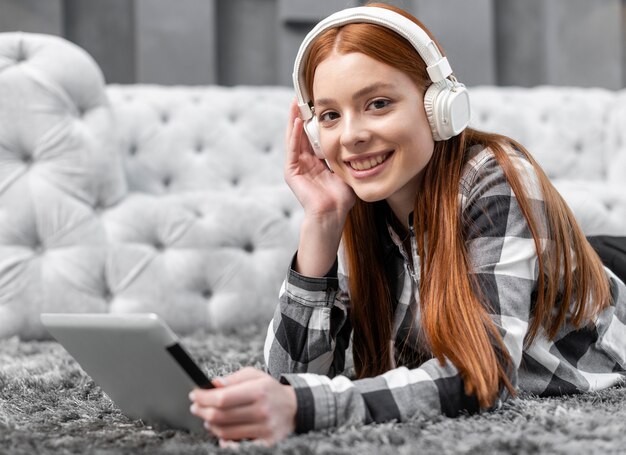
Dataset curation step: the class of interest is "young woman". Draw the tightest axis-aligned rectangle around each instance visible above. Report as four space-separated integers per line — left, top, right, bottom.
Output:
189 3 626 446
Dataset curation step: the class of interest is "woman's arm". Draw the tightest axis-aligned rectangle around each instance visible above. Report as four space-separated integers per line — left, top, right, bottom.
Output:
264 100 356 378
264 253 353 378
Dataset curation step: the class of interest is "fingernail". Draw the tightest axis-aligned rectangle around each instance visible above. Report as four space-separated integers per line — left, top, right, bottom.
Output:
220 439 240 449
188 391 195 401
190 404 198 414
213 376 228 387
204 421 211 430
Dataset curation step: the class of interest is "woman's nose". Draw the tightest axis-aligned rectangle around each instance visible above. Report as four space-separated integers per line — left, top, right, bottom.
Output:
340 114 371 149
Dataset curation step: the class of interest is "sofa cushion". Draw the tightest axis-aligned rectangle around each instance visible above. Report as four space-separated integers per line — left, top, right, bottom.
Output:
552 180 625 236
101 191 297 333
469 86 616 181
0 32 127 339
606 89 626 185
106 85 294 194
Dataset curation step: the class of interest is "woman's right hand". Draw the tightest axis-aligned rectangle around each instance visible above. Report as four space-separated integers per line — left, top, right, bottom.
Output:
284 100 356 277
284 100 355 221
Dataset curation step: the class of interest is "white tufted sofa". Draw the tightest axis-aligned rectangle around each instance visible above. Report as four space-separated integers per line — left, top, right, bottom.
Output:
0 32 625 340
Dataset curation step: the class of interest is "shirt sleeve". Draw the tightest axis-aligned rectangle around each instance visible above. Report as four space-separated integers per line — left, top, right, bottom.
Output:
273 149 543 434
264 254 352 380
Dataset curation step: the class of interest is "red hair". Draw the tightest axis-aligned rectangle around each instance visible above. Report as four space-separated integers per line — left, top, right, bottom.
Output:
304 3 611 408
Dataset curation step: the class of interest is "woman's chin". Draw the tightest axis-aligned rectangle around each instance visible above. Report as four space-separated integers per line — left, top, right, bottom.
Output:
353 188 388 203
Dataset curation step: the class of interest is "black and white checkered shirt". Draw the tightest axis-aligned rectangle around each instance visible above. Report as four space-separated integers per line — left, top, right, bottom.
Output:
264 145 626 433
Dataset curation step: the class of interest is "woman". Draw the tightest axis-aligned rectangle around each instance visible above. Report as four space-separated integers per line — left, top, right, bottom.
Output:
189 3 626 445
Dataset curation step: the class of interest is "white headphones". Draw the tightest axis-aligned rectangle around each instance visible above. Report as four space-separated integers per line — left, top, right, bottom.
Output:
292 6 471 159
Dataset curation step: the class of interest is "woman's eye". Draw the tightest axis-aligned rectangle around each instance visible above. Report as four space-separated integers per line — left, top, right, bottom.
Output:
319 111 339 122
368 99 390 110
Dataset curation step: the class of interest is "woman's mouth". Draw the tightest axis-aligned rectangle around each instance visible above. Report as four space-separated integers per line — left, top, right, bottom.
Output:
347 152 392 171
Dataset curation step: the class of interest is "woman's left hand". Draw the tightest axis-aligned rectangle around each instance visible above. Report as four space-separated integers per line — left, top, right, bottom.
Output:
189 367 297 446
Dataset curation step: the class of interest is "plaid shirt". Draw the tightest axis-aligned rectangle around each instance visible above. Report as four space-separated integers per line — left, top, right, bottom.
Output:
264 145 626 433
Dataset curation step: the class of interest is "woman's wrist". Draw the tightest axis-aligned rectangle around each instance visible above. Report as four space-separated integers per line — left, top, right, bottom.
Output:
295 215 344 277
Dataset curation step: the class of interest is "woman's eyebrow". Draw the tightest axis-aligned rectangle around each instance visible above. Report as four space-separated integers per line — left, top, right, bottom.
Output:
314 82 395 108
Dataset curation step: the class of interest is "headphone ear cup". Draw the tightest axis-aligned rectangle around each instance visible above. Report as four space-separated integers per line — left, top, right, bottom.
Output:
424 81 446 141
424 81 471 141
303 116 325 159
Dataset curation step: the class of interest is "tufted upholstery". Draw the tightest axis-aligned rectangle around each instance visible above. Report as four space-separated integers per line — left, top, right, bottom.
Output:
469 86 626 235
0 32 625 339
0 32 300 339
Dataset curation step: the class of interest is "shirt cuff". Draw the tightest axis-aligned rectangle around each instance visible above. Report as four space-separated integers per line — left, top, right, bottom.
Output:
289 252 339 278
280 373 335 433
285 253 340 307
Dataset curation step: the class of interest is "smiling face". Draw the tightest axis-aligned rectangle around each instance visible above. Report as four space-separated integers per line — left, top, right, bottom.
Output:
312 51 435 221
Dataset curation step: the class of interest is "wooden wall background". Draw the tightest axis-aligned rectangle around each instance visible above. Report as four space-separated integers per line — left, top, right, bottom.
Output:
0 0 624 89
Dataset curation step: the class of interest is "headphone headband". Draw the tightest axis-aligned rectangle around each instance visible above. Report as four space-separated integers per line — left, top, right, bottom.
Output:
293 6 453 120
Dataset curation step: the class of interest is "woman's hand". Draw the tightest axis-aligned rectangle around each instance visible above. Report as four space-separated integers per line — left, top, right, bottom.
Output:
189 367 297 446
285 99 356 276
285 99 355 220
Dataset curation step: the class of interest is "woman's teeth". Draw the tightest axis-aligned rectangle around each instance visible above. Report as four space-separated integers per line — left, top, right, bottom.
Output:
350 153 389 171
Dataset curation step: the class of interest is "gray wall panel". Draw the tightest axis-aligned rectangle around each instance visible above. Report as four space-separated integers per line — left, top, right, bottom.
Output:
623 0 626 87
277 0 359 86
545 0 621 89
217 0 277 86
0 0 625 88
278 22 310 87
64 0 134 84
413 0 496 85
497 0 623 88
0 0 63 35
279 0 359 23
136 0 216 85
495 0 546 87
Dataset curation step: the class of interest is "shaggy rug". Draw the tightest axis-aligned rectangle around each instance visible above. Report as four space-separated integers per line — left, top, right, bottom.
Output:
1 323 625 455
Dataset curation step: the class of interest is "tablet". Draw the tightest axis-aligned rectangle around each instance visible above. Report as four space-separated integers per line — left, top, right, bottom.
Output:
40 313 213 433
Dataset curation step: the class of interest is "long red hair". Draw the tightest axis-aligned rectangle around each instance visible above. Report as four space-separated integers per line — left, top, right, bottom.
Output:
304 3 611 408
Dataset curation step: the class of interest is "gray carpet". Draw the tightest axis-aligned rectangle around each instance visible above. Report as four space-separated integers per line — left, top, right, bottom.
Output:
1 324 625 455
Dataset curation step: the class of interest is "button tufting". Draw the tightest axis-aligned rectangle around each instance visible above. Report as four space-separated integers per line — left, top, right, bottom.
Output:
33 241 44 255
161 113 170 123
194 142 204 153
129 144 138 156
154 241 165 251
163 176 172 188
231 177 239 187
243 242 254 253
202 289 213 299
283 209 291 218
574 141 583 153
262 144 272 154
22 155 33 166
